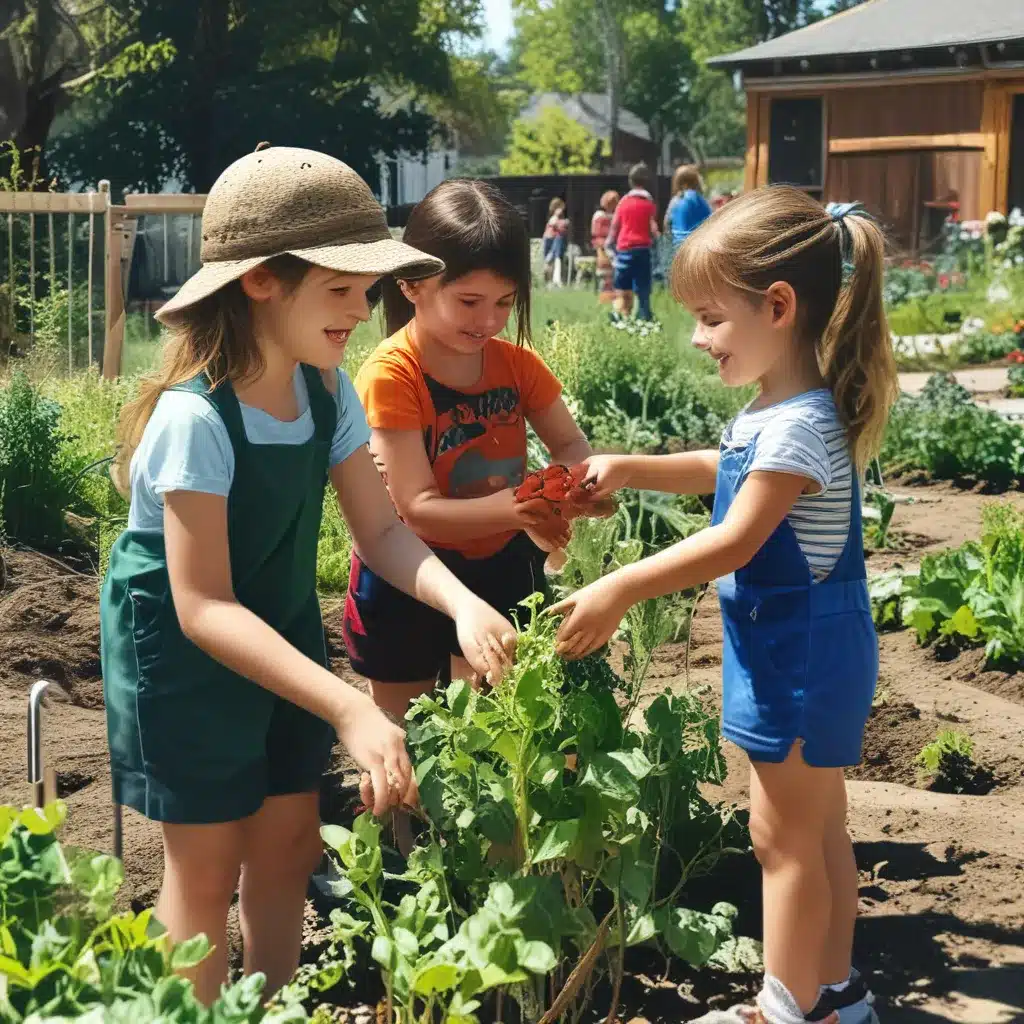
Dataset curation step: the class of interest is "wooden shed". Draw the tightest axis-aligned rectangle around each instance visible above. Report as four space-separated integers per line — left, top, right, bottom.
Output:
710 0 1024 250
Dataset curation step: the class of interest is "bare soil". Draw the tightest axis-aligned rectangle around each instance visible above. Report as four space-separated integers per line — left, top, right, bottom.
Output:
1 481 1022 1022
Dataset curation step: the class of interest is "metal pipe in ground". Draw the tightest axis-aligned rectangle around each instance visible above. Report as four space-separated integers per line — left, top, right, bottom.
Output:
27 679 53 809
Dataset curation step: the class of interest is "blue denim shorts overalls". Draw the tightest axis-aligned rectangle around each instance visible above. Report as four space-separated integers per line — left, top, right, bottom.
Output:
711 431 878 767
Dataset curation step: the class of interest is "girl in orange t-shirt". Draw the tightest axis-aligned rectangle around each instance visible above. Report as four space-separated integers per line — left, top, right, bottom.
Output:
344 180 603 725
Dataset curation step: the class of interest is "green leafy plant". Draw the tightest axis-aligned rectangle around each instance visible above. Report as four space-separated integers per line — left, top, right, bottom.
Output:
0 801 309 1023
862 487 897 550
1008 364 1024 398
0 372 92 551
871 502 1024 667
916 730 981 794
868 569 905 630
881 373 1024 488
315 595 742 1024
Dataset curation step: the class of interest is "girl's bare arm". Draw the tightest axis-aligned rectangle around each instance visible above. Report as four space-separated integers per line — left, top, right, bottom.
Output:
528 396 592 468
583 451 720 497
164 489 411 813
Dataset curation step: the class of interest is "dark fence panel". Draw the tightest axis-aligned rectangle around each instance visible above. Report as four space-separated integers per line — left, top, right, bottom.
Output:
385 174 674 253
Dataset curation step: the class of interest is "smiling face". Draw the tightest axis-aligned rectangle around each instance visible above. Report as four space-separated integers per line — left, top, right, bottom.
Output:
243 264 380 368
687 282 799 390
402 269 518 354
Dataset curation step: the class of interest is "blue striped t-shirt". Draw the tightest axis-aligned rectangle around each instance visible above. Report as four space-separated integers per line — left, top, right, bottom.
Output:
724 388 853 581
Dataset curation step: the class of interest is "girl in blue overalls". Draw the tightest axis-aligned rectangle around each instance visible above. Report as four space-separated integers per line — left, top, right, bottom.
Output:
551 187 898 1024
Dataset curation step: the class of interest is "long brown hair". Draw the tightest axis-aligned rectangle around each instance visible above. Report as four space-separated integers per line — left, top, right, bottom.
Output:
671 185 898 469
383 179 532 344
112 254 310 496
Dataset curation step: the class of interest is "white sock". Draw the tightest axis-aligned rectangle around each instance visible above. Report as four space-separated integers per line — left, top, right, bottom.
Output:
826 976 852 993
757 974 808 1024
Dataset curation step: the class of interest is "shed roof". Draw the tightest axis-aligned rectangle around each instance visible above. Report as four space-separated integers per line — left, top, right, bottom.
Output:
709 0 1024 68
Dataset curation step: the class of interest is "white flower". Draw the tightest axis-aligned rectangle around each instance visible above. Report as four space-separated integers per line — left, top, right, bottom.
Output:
986 210 1007 225
971 229 982 240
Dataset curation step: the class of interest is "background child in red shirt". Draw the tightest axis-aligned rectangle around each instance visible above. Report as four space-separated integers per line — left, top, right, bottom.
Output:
606 163 660 321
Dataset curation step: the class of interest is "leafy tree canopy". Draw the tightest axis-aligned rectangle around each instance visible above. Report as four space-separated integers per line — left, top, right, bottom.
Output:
500 103 603 174
45 0 483 193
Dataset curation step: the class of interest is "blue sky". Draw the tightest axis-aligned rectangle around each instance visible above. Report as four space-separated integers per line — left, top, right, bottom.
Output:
481 0 514 54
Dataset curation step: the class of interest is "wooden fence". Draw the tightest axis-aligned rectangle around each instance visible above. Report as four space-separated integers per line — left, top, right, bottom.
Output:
0 186 206 379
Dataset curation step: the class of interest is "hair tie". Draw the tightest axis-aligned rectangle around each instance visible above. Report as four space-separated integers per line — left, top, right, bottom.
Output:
825 201 870 285
826 201 866 223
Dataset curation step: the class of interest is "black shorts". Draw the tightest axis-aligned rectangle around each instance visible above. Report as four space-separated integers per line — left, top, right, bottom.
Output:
342 532 548 683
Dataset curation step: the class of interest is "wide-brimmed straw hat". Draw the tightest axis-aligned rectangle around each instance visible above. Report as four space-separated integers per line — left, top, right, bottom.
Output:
155 144 443 324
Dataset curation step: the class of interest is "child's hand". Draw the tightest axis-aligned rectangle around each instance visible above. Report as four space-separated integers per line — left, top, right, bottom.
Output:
336 694 416 816
575 455 631 500
513 495 572 548
549 576 630 658
453 596 517 685
358 769 418 816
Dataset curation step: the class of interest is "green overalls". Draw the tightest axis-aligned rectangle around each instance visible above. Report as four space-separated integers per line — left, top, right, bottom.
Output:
100 366 338 824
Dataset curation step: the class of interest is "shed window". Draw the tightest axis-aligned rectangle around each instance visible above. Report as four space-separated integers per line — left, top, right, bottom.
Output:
769 97 824 191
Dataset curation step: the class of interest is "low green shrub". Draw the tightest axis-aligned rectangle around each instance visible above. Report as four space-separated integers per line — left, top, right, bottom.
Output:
0 801 309 1023
881 373 1024 487
539 319 743 455
0 371 94 551
868 501 1024 667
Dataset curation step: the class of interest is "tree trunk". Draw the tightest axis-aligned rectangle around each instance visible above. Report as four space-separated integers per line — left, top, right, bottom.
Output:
182 0 231 191
594 0 621 169
2 0 66 188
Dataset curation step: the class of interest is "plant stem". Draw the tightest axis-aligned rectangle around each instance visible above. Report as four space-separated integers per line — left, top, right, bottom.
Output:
604 891 625 1024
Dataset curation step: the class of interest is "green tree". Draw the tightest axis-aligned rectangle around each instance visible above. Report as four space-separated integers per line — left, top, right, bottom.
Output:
0 1 169 186
511 0 695 164
428 50 527 161
46 0 483 193
500 104 602 174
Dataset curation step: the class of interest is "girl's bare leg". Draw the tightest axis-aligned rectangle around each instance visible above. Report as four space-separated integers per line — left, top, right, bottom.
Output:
614 290 634 316
749 743 838 1013
238 792 323 996
156 820 245 1005
821 772 859 986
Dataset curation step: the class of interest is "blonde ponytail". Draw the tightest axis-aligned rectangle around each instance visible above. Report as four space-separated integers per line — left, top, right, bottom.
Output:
820 212 899 469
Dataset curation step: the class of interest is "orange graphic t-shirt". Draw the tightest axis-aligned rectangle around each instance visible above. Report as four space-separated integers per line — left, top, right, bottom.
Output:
355 326 562 559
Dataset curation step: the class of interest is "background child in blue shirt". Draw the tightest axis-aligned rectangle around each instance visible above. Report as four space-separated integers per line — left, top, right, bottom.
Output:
553 187 898 1024
665 164 713 251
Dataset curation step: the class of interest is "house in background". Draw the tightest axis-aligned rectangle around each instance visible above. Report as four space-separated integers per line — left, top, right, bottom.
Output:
377 147 457 208
710 0 1024 251
520 93 689 173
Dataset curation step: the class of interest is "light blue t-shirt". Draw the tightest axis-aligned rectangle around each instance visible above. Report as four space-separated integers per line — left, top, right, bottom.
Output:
127 367 371 532
724 388 853 581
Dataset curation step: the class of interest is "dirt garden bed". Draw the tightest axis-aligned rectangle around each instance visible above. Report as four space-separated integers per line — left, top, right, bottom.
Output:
1 481 1022 1022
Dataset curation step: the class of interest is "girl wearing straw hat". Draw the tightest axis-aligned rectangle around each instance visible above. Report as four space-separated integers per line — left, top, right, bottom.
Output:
100 146 518 1003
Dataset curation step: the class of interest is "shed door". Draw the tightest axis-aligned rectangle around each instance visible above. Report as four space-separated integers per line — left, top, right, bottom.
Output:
1009 94 1024 215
